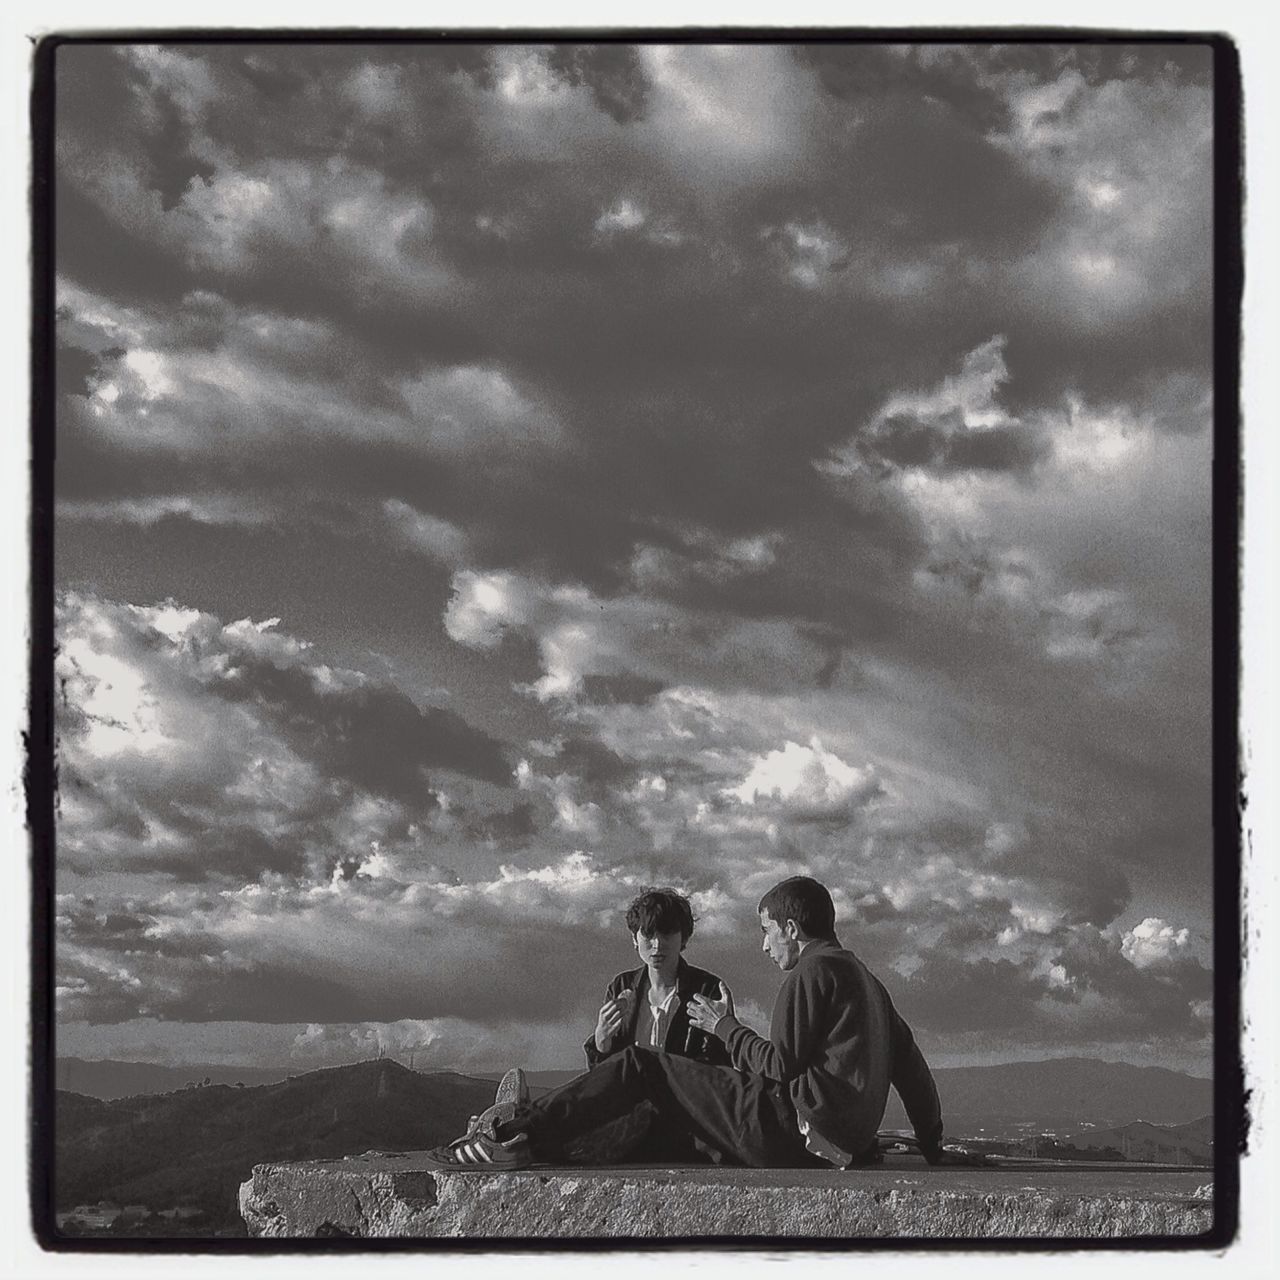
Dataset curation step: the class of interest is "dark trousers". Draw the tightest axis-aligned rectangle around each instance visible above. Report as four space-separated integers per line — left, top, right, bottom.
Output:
501 1045 822 1168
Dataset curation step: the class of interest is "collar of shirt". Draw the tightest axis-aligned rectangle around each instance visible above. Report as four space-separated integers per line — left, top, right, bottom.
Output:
641 986 680 1048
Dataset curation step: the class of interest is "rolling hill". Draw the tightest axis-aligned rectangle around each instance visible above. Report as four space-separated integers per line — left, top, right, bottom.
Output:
52 1055 1218 1237
55 1058 295 1100
54 1059 497 1235
1060 1115 1214 1164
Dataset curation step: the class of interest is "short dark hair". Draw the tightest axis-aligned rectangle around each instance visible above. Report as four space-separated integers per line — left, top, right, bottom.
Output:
758 876 837 941
626 888 696 944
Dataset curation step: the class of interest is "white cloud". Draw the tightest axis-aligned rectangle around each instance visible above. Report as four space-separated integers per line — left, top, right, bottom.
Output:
819 335 1019 483
1121 917 1191 969
771 220 849 288
444 569 532 649
637 45 821 185
383 499 468 566
399 364 556 453
516 763 605 840
1052 396 1152 472
174 158 442 289
57 494 274 528
726 736 881 818
884 334 1014 432
122 349 174 399
595 198 647 235
985 67 1212 325
343 61 403 118
56 633 175 760
629 527 781 590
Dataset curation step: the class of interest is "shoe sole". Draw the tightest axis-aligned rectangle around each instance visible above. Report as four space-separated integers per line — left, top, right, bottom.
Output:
495 1067 529 1108
468 1067 530 1136
425 1142 533 1172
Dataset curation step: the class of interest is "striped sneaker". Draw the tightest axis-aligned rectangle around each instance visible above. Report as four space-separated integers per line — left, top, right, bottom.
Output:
464 1067 530 1138
426 1128 533 1170
493 1067 529 1115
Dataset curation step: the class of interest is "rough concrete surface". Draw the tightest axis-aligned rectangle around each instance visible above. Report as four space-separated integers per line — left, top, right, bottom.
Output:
239 1151 1214 1240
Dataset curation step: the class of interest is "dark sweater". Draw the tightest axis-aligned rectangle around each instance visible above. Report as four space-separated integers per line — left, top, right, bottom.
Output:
719 940 942 1159
584 958 732 1069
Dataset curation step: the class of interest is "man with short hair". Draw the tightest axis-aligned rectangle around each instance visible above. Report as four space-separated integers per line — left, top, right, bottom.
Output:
714 875 942 1166
428 875 943 1170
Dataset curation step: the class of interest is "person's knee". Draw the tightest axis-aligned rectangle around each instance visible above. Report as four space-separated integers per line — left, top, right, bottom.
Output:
618 1044 647 1071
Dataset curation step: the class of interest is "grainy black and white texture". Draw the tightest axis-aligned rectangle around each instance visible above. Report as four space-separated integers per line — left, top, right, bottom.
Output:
52 41 1215 1077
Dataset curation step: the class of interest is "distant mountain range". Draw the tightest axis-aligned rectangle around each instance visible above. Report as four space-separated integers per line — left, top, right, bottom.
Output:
60 1054 1214 1125
469 1059 1215 1128
51 1055 1218 1238
54 1059 497 1235
881 1057 1212 1128
56 1059 297 1100
1061 1115 1213 1165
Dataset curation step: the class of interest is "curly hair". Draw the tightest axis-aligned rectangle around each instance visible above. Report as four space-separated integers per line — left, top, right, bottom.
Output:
625 887 696 944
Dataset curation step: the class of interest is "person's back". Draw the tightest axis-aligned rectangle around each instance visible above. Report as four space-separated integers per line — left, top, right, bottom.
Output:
774 941 941 1160
719 877 943 1165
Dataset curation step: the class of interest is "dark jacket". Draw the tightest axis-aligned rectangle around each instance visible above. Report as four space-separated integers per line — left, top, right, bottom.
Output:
584 958 732 1069
720 939 942 1159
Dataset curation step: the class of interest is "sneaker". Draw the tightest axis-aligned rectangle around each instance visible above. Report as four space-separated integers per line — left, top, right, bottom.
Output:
494 1067 529 1112
426 1129 533 1171
469 1067 530 1138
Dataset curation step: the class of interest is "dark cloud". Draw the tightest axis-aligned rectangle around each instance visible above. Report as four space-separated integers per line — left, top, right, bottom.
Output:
992 825 1134 928
466 801 537 844
210 656 511 793
548 736 638 788
855 413 1051 476
545 45 652 123
51 41 1215 1068
900 955 1051 1032
580 674 667 706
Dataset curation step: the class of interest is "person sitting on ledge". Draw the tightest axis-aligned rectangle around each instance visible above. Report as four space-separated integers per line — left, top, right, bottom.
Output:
581 886 731 1164
585 887 731 1071
428 875 944 1171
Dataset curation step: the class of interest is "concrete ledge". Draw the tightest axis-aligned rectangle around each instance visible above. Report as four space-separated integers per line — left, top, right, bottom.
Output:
239 1152 1214 1240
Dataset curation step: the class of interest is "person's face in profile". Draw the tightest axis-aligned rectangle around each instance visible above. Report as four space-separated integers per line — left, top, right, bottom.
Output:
759 910 802 971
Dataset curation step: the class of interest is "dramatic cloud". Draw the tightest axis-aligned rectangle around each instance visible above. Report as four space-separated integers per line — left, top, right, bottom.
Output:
725 738 883 823
52 40 1216 1074
55 592 511 884
1121 917 1194 969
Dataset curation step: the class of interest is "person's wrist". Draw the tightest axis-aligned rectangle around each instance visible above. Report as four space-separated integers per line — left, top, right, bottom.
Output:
712 1013 739 1039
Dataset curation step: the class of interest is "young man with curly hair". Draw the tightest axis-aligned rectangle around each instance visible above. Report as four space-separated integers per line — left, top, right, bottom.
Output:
585 887 730 1070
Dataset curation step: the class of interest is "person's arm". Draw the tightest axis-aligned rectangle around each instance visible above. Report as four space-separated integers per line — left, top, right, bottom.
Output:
886 994 944 1161
692 966 826 1082
683 975 733 1065
583 977 634 1067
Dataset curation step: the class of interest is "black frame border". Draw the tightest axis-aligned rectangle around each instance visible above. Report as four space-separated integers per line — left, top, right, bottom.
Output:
27 26 1246 1256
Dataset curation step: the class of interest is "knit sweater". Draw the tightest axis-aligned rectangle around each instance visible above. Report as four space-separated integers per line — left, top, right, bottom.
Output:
718 939 943 1159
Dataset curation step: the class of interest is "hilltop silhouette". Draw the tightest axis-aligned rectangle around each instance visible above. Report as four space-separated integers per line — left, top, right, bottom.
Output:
55 1059 496 1235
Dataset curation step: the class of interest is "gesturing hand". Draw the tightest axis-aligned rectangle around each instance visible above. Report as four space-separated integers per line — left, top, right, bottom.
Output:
594 989 634 1052
688 982 735 1036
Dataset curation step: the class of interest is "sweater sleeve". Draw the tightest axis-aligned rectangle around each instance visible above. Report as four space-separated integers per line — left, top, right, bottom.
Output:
887 996 943 1158
692 974 733 1066
721 965 823 1082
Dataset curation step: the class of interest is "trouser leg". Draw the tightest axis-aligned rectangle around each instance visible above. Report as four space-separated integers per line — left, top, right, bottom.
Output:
500 1046 813 1168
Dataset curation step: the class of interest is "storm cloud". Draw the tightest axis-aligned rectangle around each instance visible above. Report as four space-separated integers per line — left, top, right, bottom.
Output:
53 39 1215 1074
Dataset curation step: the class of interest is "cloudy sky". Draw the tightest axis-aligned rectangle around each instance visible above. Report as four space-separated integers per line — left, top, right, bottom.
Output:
51 39 1217 1075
